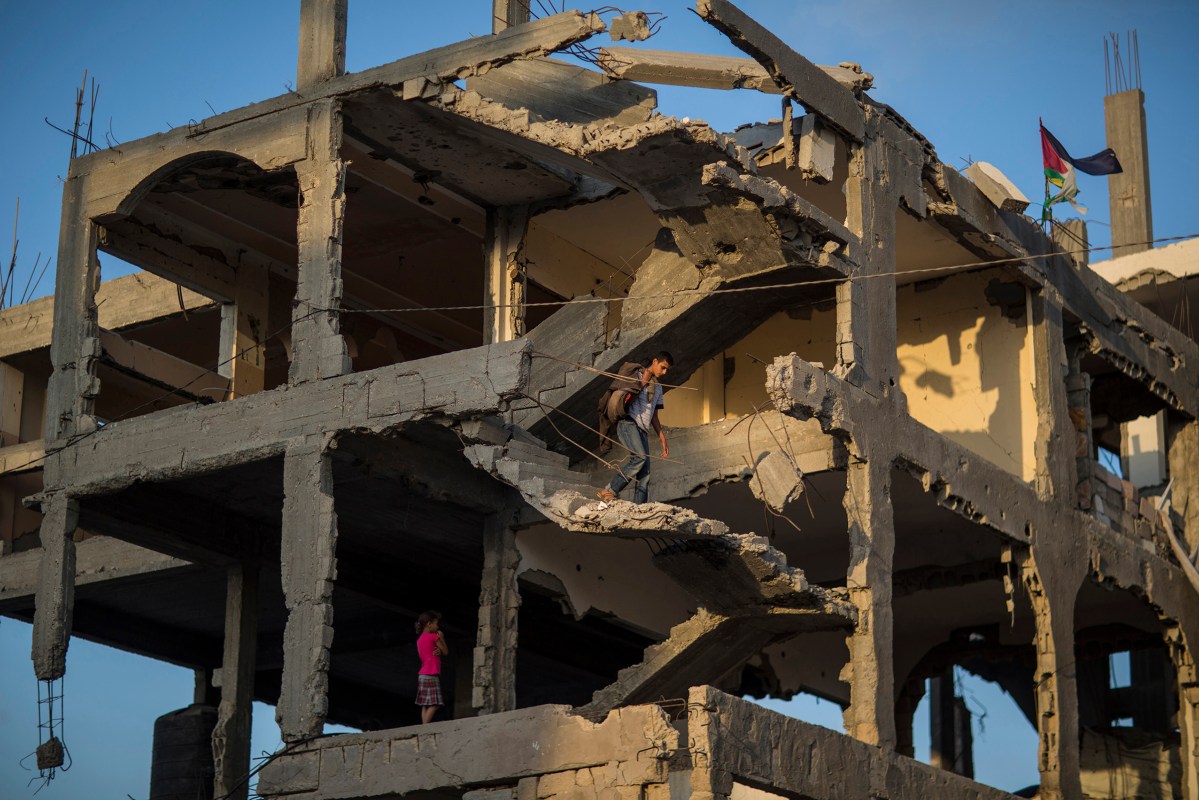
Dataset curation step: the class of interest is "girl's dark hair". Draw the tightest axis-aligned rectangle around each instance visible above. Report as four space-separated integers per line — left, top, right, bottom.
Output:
415 610 441 636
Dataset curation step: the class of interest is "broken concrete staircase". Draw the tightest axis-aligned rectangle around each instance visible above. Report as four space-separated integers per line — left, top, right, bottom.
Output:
461 418 726 539
459 417 857 715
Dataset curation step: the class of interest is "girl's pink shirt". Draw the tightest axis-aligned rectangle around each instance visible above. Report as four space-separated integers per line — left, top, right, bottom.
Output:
417 632 441 675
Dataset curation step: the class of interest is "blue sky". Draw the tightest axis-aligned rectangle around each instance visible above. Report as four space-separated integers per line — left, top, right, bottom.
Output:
1 0 1196 797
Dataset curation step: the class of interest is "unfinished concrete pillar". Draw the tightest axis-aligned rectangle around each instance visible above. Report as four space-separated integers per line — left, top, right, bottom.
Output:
1104 89 1152 256
473 510 520 714
491 0 531 34
277 437 338 741
44 175 101 449
212 561 259 800
838 110 899 402
840 456 896 749
483 206 529 344
219 262 270 399
1031 292 1076 502
31 493 79 680
1016 546 1083 800
289 99 350 385
297 0 347 90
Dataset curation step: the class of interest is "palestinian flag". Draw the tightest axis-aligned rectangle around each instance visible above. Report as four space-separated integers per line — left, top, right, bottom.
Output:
1040 120 1122 219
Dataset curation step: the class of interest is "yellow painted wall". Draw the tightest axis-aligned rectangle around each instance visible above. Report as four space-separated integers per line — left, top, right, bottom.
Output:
896 270 1036 481
659 306 837 428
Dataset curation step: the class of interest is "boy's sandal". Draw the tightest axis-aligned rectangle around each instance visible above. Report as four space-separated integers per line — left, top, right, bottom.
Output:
596 488 617 502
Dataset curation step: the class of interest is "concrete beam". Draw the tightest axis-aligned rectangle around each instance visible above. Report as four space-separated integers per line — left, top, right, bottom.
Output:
51 339 530 497
99 214 237 302
256 702 675 799
696 0 865 142
1042 255 1199 418
98 329 227 404
469 57 656 127
186 11 606 141
597 46 873 94
0 534 190 606
0 273 215 360
0 439 45 475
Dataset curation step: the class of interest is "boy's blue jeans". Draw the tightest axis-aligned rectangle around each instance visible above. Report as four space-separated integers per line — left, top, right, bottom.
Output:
608 418 651 503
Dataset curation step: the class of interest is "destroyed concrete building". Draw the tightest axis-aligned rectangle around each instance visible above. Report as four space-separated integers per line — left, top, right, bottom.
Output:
1 1 1197 799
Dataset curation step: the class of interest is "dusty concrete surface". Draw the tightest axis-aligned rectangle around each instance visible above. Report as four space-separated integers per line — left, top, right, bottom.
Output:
3 2 1198 800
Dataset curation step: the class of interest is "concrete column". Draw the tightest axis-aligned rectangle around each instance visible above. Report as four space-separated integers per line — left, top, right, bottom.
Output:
473 510 520 714
928 670 956 772
220 262 270 399
277 437 338 741
1065 350 1094 512
1166 624 1199 800
492 0 532 34
1016 547 1083 800
483 206 529 344
0 362 24 447
213 561 259 800
1167 417 1199 554
31 493 79 680
44 175 101 448
838 110 899 403
840 456 896 749
297 0 347 90
289 99 350 385
1030 292 1075 502
1104 89 1153 256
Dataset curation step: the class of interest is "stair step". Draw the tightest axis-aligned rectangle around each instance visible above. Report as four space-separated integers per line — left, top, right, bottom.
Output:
504 438 572 469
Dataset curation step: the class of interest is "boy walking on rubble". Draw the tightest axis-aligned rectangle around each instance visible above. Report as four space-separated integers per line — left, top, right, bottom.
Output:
597 351 673 505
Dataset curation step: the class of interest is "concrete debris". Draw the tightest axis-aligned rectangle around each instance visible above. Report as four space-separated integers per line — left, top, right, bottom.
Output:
964 161 1031 215
607 11 652 42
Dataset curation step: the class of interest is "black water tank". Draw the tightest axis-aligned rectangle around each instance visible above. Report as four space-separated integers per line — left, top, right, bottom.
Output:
149 704 217 800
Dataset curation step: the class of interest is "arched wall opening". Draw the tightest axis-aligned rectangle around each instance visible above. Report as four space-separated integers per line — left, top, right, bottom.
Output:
98 151 301 420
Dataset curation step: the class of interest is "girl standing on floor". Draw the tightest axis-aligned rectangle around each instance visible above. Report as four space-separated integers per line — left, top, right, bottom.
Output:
415 610 449 724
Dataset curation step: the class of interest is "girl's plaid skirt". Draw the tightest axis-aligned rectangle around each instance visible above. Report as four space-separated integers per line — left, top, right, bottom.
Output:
415 674 443 706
